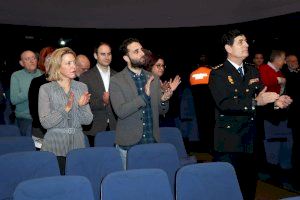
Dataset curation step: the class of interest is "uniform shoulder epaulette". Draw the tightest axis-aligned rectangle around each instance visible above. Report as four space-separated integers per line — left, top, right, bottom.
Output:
212 63 223 70
244 62 255 66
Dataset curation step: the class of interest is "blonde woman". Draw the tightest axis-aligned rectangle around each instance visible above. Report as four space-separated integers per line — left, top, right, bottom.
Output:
38 47 93 174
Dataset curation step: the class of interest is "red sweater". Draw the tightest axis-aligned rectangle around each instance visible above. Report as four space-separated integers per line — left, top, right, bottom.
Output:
259 64 285 94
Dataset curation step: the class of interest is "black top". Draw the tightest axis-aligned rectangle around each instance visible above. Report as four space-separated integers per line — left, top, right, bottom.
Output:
28 74 49 131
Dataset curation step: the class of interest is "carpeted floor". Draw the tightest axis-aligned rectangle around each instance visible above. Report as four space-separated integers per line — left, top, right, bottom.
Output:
255 180 299 200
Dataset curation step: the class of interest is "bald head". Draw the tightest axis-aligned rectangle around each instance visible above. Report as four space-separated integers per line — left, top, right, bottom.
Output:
75 54 91 77
19 50 38 72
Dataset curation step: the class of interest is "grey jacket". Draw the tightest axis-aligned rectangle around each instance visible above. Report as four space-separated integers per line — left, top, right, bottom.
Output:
38 81 93 156
110 67 169 146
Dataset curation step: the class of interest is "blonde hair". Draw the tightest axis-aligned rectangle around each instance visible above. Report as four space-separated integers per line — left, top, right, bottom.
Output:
47 47 76 81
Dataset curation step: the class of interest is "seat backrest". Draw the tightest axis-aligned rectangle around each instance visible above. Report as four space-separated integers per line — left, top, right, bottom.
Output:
281 196 300 200
0 125 20 137
0 136 35 156
94 131 115 147
65 147 123 200
159 127 188 158
0 151 60 200
14 176 95 200
101 169 173 200
127 143 180 194
176 162 243 200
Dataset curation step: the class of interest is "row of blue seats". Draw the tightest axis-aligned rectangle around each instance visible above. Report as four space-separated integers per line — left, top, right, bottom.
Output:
12 163 243 200
7 159 300 200
0 126 197 166
1 146 241 200
1 144 177 199
1 144 298 200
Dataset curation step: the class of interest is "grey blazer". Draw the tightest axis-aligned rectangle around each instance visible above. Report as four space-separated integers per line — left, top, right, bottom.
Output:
79 66 117 136
38 81 93 156
109 67 169 146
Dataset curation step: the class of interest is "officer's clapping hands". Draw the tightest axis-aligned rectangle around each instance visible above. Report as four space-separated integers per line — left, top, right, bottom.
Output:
256 87 279 106
274 95 293 108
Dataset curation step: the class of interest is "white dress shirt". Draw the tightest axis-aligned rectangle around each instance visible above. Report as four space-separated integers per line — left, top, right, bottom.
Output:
97 64 110 92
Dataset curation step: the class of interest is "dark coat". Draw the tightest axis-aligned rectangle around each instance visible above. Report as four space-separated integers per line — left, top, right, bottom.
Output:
79 66 117 136
209 60 263 153
282 66 300 128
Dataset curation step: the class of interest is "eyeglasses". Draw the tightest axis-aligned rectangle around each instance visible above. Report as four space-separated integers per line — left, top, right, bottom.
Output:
23 57 37 62
155 64 166 69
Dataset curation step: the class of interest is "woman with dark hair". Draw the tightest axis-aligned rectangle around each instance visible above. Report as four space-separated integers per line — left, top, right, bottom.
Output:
144 50 181 94
144 50 181 127
29 53 52 148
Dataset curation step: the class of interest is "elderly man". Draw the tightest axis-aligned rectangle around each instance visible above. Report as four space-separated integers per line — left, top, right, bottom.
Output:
75 54 91 77
10 50 42 136
259 50 286 95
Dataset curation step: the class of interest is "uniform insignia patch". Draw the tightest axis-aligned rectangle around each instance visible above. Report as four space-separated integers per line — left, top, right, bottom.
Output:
212 64 223 70
228 76 234 84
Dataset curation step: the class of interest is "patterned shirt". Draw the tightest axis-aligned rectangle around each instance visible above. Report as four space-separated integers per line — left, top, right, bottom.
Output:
128 68 155 145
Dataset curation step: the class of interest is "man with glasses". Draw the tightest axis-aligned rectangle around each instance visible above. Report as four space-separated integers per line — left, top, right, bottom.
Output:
109 38 171 168
10 50 42 136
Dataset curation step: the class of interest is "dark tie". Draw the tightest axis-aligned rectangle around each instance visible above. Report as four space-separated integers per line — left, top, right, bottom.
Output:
238 67 244 77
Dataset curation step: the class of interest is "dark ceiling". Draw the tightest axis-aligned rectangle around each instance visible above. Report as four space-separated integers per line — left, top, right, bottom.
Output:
1 0 300 28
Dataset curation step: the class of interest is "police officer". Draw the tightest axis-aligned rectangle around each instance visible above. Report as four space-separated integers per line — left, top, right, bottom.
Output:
209 29 292 200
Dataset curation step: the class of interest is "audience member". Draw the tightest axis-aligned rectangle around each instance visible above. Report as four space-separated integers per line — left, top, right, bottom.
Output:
253 52 265 69
38 46 55 72
283 54 300 188
190 54 211 85
110 38 170 168
38 47 93 174
28 54 52 148
208 29 292 200
10 50 43 136
259 50 286 95
75 54 90 77
145 52 180 94
144 51 181 127
79 43 116 146
189 54 215 152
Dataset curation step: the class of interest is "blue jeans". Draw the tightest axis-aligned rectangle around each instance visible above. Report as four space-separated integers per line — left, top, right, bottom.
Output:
115 145 128 170
16 118 32 136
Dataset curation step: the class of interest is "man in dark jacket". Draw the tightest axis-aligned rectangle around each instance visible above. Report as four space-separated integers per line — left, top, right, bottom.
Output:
209 29 292 200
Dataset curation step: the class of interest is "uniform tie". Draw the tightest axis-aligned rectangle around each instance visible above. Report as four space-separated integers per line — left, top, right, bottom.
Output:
238 66 244 77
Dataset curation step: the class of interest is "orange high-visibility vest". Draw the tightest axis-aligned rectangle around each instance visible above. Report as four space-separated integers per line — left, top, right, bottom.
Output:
190 66 211 85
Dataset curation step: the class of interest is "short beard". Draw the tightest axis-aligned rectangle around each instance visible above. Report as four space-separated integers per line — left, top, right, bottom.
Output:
129 57 145 69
